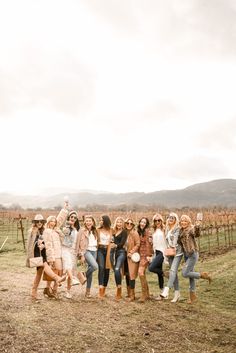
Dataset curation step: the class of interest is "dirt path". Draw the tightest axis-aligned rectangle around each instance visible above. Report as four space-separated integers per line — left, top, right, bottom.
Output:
1 250 236 353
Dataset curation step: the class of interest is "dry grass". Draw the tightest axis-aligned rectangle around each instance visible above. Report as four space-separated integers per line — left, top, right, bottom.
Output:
0 249 236 353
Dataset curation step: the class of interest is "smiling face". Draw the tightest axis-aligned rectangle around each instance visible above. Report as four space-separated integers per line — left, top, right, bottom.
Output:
153 218 162 228
139 218 147 230
84 217 93 230
115 218 124 230
125 219 134 231
180 216 190 229
34 220 44 229
167 215 176 227
48 218 57 229
69 213 77 226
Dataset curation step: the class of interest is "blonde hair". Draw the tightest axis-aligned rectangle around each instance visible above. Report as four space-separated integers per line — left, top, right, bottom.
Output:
113 217 125 231
46 216 57 228
152 213 164 230
180 214 192 225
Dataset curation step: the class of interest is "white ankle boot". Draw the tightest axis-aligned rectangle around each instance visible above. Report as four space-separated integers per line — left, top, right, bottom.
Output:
171 290 180 303
160 286 169 299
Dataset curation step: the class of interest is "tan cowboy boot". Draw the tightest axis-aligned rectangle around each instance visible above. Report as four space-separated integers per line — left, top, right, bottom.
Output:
138 276 148 303
187 291 197 304
127 288 135 302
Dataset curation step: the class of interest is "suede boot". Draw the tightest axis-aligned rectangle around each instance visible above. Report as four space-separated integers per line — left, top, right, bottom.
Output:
115 287 122 301
200 272 212 284
187 291 197 304
127 288 135 302
138 276 148 303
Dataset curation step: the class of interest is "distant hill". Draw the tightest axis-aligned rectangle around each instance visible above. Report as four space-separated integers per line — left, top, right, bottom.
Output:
0 179 236 209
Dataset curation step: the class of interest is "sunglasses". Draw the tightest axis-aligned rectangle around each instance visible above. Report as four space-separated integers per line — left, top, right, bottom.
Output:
34 220 45 224
70 215 77 220
154 219 162 222
168 216 175 220
126 222 134 226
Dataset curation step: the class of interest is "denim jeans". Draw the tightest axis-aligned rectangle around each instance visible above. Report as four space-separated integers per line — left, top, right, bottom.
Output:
84 250 98 289
148 250 164 290
114 249 126 286
97 247 110 287
182 251 200 291
167 254 183 290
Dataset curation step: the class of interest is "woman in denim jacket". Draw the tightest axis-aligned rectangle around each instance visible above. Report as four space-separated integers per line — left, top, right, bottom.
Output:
160 212 183 303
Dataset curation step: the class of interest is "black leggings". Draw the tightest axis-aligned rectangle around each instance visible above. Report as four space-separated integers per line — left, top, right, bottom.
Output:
148 250 164 289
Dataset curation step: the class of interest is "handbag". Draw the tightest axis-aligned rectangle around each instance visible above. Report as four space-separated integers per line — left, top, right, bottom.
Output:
29 241 44 268
164 247 176 256
29 256 43 268
131 252 140 263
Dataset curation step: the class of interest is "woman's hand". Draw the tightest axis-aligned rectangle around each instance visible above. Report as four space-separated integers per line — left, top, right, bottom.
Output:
38 243 45 251
31 226 38 236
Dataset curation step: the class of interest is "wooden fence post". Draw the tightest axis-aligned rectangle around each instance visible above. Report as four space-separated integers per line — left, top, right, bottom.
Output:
14 214 26 250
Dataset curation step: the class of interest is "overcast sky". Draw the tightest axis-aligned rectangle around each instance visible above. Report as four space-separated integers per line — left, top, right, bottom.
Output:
0 0 236 195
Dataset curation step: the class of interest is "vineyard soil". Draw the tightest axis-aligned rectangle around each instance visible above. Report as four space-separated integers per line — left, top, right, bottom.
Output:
0 248 236 353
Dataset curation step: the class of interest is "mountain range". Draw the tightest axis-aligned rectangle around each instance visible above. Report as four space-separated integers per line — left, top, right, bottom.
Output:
1 179 236 209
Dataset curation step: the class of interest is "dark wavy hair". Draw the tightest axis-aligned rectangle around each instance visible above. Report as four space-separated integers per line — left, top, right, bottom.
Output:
99 215 111 230
67 212 80 231
137 217 150 236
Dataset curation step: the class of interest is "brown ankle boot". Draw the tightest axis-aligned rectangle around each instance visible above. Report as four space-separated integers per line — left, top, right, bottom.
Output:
115 287 122 301
200 272 212 284
127 288 135 302
43 287 55 298
98 287 104 299
187 291 197 304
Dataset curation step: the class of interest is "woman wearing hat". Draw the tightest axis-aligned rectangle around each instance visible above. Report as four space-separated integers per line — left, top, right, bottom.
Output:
124 218 140 302
61 210 81 299
42 216 64 298
179 214 212 304
137 217 153 302
160 212 183 302
148 214 167 298
26 214 65 300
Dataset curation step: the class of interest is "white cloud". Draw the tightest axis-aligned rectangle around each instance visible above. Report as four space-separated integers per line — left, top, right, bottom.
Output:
0 0 236 195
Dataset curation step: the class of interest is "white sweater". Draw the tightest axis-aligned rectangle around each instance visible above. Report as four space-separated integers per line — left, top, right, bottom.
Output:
152 229 167 255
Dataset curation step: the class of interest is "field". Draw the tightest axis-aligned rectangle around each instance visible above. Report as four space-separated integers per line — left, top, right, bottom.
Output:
1 244 236 353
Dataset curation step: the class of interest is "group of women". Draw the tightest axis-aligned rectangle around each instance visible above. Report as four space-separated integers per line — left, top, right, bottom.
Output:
26 205 212 304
